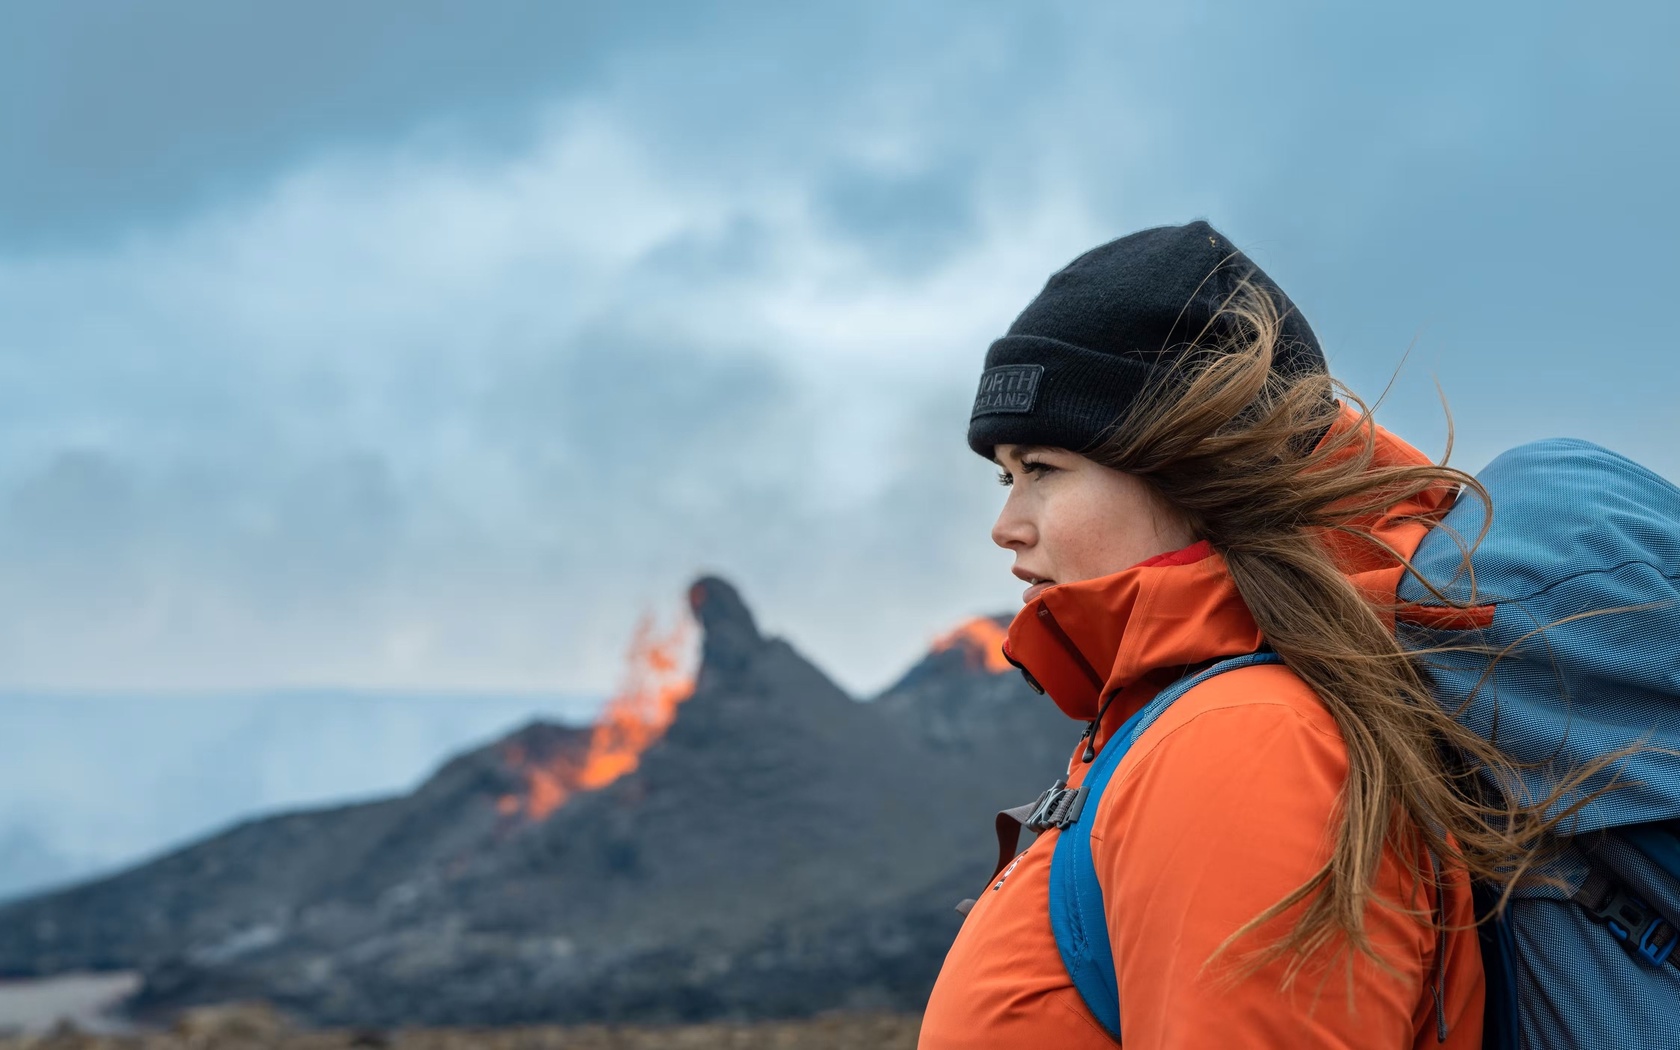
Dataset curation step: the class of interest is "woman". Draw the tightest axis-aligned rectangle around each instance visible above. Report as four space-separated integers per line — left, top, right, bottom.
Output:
917 222 1531 1048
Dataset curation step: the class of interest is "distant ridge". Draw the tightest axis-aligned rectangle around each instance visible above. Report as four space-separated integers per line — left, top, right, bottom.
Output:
0 689 602 903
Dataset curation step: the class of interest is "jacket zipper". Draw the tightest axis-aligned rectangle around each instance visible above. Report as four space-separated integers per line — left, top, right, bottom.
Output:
1034 604 1105 690
1030 605 1121 765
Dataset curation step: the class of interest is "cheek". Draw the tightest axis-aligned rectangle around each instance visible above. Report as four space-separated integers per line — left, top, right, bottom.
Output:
1038 492 1115 580
1039 479 1188 582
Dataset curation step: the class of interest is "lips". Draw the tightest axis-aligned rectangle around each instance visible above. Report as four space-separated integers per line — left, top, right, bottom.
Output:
1021 578 1055 603
1012 566 1055 604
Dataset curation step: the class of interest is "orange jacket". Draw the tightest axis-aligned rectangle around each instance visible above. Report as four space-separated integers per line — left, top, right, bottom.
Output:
919 415 1484 1049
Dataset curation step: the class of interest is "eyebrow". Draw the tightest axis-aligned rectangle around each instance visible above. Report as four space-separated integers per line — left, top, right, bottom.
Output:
995 444 1053 465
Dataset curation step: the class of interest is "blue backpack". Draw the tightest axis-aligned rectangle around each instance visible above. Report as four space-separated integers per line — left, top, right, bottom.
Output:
1004 439 1680 1048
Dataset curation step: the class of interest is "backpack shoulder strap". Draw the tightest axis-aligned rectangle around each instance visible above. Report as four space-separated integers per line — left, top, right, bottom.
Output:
1048 650 1284 1042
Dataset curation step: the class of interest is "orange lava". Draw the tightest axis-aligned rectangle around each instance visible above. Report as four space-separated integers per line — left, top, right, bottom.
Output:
499 611 697 821
932 616 1012 674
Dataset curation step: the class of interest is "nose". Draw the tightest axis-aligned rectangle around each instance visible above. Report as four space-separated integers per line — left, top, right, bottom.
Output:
991 490 1036 551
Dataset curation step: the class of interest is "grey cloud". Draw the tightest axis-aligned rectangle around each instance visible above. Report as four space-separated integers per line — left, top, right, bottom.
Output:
633 217 782 285
3 449 139 563
0 0 721 247
225 454 407 611
0 451 152 631
815 163 982 275
1 0 1025 252
0 0 1675 696
486 328 790 486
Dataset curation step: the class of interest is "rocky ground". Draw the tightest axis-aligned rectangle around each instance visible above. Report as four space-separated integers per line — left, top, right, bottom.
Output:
0 1005 921 1050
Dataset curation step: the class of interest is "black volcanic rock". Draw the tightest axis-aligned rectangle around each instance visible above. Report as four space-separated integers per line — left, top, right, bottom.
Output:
877 616 1059 754
688 576 761 677
0 580 1078 1027
0 720 591 979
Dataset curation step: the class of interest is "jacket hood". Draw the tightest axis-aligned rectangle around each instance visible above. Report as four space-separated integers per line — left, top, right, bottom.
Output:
1002 405 1455 728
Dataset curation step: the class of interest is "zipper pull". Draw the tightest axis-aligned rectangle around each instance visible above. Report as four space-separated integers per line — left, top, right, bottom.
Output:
1081 689 1124 763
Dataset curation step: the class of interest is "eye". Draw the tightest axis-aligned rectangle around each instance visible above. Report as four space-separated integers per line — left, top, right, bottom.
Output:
996 470 1013 487
1019 458 1055 477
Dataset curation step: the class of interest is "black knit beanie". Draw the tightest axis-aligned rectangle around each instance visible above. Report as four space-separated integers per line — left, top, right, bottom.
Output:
967 220 1326 460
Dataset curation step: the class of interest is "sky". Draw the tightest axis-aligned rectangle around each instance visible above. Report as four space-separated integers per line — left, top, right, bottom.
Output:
4 0 1675 698
1 1 1677 892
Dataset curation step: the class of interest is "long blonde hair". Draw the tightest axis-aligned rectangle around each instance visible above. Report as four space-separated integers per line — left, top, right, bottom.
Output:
1086 279 1618 985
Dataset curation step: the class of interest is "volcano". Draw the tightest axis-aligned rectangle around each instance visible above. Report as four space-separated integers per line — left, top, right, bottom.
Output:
0 578 1074 1027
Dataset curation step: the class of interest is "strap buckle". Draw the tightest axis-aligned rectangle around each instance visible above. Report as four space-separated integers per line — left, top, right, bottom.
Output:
1591 887 1678 967
1023 779 1089 832
1639 919 1679 967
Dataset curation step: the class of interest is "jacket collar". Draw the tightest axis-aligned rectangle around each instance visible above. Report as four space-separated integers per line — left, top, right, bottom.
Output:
1001 406 1452 733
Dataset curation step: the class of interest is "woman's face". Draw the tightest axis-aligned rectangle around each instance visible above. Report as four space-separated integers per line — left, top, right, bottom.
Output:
992 444 1198 604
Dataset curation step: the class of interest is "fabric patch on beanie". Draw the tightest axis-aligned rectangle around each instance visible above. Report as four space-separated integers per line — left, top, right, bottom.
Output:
972 364 1043 417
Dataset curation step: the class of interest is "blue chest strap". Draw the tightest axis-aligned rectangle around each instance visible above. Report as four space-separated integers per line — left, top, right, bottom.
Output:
1045 651 1284 1042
